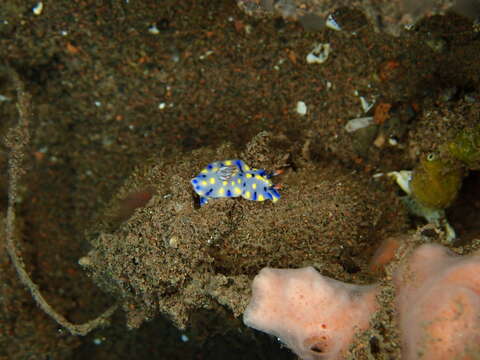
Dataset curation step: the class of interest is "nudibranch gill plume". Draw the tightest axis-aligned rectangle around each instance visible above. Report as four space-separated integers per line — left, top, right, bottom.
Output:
191 159 281 206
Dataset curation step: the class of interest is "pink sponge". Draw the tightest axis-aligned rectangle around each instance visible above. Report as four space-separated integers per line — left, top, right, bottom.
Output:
243 267 378 360
394 243 480 360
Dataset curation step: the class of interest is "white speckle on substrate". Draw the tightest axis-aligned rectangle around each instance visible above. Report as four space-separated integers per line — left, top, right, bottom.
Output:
33 2 44 15
388 137 399 146
199 50 214 60
148 25 160 34
359 96 375 113
345 117 374 133
306 43 330 64
325 14 341 31
296 101 307 116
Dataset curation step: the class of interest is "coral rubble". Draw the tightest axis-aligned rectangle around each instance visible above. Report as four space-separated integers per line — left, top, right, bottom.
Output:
237 0 479 36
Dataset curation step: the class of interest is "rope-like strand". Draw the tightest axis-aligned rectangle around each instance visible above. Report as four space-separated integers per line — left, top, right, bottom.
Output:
3 65 117 336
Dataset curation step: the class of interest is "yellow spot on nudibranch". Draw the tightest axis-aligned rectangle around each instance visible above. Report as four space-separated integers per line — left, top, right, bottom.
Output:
244 165 250 171
246 174 252 178
231 181 235 186
201 169 208 174
209 177 216 184
237 178 242 184
223 181 228 186
245 191 251 199
225 160 232 165
258 194 264 201
252 183 257 190
218 187 225 196
201 181 208 186
234 187 241 195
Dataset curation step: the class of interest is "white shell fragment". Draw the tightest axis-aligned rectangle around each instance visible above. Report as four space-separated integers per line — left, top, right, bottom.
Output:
296 101 307 116
148 25 160 34
388 137 399 146
32 2 44 15
199 50 214 60
306 43 330 64
345 116 374 133
325 14 342 31
359 96 375 113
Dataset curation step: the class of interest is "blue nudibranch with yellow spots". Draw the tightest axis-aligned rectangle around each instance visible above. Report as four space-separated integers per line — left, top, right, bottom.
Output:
191 159 281 206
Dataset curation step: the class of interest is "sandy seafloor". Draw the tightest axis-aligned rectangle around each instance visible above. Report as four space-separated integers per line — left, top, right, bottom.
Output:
1 0 480 359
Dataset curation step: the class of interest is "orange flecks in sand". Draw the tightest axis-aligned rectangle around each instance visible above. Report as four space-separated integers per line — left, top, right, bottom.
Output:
33 151 46 162
66 42 80 55
287 50 297 64
411 102 421 113
353 157 364 165
138 56 150 64
378 60 401 82
234 20 245 33
373 102 392 124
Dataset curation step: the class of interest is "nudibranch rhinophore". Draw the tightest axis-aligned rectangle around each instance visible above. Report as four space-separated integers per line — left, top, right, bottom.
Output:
191 159 281 206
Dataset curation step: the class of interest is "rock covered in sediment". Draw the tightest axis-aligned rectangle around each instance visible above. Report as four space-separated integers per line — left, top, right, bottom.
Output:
80 132 406 329
237 0 480 36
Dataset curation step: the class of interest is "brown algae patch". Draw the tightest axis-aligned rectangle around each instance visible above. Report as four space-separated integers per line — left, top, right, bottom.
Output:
81 132 407 329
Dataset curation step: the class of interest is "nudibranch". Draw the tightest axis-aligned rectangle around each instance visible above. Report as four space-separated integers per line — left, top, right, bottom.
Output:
191 159 281 206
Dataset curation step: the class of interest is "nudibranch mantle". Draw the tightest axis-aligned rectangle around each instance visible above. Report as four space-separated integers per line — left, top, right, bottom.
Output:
191 159 281 206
